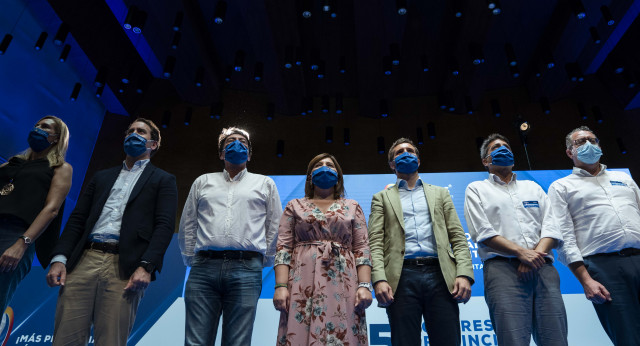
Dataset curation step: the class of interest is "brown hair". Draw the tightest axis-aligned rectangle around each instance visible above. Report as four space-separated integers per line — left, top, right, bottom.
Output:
304 153 345 199
128 118 161 156
387 137 420 163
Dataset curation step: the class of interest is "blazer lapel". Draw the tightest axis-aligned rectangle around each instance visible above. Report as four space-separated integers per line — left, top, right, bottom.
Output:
423 184 436 221
127 163 155 205
97 167 122 209
385 186 405 229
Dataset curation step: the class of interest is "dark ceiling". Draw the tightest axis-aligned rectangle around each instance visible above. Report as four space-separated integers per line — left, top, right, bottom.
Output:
43 0 640 119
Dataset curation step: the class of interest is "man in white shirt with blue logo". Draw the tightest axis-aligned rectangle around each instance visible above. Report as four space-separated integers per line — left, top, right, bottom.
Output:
464 133 567 346
548 126 640 346
179 127 282 346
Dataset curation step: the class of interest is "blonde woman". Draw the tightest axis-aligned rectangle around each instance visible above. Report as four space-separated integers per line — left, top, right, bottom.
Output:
0 116 72 312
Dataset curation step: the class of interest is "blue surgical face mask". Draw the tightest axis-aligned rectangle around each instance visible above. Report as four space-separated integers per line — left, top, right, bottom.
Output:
28 127 53 152
312 166 339 189
575 141 602 164
123 133 149 157
394 152 419 174
224 140 249 164
489 146 514 166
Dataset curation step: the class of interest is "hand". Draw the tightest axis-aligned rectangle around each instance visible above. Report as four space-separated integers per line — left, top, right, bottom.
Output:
583 278 612 304
273 287 290 312
355 287 373 312
451 277 471 303
516 249 547 270
517 263 534 281
0 240 27 272
46 262 67 287
374 281 394 306
124 267 151 292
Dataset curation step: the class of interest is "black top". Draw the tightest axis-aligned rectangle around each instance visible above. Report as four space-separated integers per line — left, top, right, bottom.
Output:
0 157 64 267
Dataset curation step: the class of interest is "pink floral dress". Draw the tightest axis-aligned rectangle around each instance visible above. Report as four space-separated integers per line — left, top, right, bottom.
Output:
274 198 372 346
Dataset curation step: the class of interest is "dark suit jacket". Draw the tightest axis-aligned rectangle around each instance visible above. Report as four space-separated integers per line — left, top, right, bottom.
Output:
51 163 178 280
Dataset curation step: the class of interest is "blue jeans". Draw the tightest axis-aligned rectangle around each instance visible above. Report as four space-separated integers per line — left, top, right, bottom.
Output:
484 258 567 346
584 253 640 346
0 216 35 314
386 263 461 346
184 254 262 346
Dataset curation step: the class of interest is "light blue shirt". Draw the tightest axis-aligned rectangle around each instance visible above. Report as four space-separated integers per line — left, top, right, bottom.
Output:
89 159 150 243
397 178 438 258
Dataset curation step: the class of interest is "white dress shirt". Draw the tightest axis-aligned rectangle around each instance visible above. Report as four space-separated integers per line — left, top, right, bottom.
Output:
548 165 640 265
178 168 282 267
464 173 562 261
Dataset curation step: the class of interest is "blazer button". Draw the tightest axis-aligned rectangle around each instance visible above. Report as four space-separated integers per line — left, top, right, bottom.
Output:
400 250 405 255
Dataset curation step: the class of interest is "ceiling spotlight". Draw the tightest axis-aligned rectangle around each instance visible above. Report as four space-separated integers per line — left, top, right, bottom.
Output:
601 5 614 26
453 0 463 18
323 0 330 12
131 9 148 34
195 66 204 87
487 0 496 10
491 99 501 117
577 102 588 120
519 121 531 134
416 127 424 145
0 34 13 55
448 57 460 76
343 128 350 146
380 99 389 118
622 70 636 88
184 107 193 126
565 62 584 82
161 111 171 128
295 47 303 66
396 0 407 15
94 67 107 87
214 1 227 24
123 5 137 30
491 0 502 15
135 75 150 94
34 32 47 51
325 126 333 143
254 62 264 82
617 138 627 154
427 122 436 139
306 97 314 114
317 60 325 79
505 43 517 66
469 42 484 65
59 44 71 62
302 0 312 18
339 55 346 74
510 65 520 78
276 140 284 157
266 102 275 120
234 50 245 71
210 102 223 119
173 12 183 31
592 106 603 123
571 0 587 19
377 136 385 154
171 32 181 50
390 43 400 66
224 65 232 82
117 80 126 93
53 23 69 46
284 46 293 69
383 56 392 75
540 97 551 114
95 85 104 98
330 0 337 18
69 82 81 101
590 27 601 44
163 55 176 78
335 93 343 114
465 96 474 114
322 95 330 113
421 54 430 72
121 66 133 84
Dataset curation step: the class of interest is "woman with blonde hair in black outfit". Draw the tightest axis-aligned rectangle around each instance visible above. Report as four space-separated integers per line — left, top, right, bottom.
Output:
0 115 72 313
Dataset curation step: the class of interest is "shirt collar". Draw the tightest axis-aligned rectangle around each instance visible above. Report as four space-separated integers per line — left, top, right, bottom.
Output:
223 168 247 182
572 164 607 177
489 172 516 185
396 177 423 190
122 159 150 172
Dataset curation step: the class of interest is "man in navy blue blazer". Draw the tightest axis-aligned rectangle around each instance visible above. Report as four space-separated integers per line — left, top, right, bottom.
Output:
46 118 178 346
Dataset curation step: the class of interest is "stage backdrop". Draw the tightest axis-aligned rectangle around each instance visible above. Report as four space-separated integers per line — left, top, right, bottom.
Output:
2 169 624 345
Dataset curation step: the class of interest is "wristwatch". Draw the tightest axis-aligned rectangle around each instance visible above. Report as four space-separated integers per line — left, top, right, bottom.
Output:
357 282 373 292
19 235 32 246
139 260 156 274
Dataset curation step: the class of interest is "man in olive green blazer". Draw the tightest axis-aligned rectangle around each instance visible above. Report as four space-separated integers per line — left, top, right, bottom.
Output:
368 138 474 346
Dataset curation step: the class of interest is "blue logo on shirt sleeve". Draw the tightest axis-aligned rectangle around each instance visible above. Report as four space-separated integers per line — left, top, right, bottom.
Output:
610 181 627 187
522 201 540 208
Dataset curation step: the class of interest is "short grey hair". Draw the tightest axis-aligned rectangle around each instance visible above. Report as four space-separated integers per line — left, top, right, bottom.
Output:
479 133 510 159
565 126 594 149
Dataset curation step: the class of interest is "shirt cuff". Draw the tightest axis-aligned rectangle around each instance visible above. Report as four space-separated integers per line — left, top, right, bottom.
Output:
50 254 67 266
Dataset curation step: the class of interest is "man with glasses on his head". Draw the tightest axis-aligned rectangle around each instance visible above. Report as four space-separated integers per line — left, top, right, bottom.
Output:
465 133 567 346
548 126 640 346
179 127 282 346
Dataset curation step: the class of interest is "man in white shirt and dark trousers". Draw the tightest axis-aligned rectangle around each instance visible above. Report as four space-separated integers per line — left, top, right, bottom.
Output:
464 133 567 346
179 127 282 346
548 126 640 346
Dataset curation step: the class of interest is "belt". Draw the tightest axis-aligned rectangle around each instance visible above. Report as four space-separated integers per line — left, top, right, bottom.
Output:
588 248 640 258
403 257 439 266
486 256 553 264
197 250 262 260
85 241 119 254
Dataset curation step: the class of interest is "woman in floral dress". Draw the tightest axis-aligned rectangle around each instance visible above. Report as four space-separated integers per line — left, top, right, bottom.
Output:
273 153 373 346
